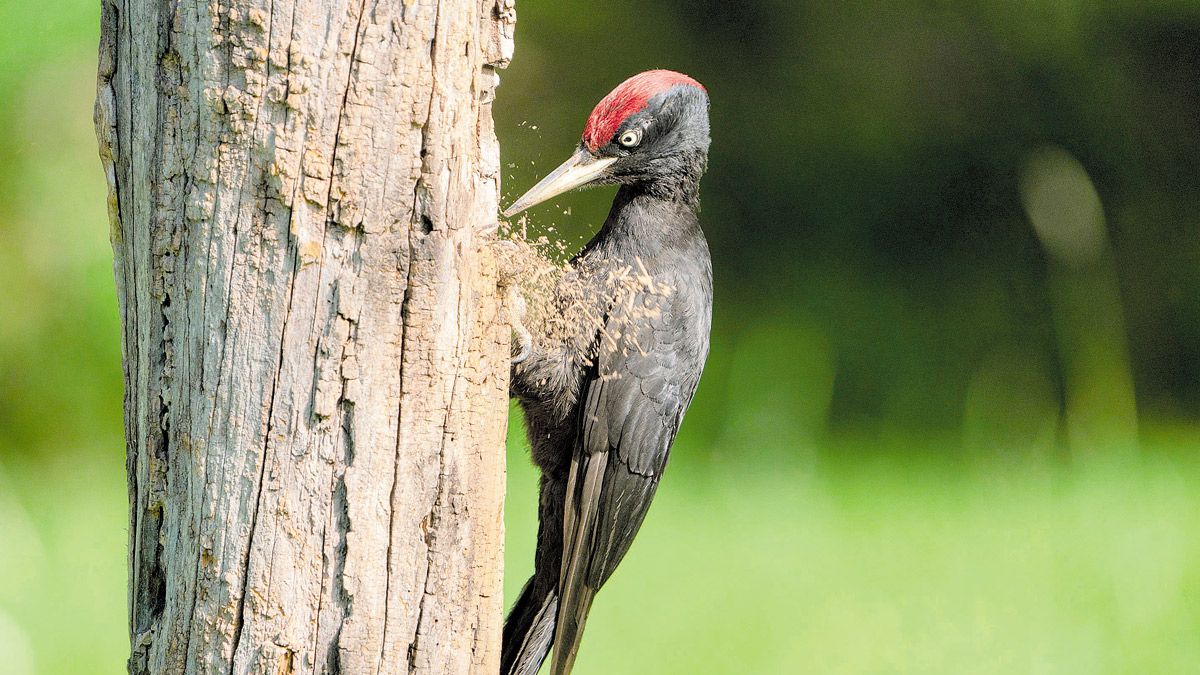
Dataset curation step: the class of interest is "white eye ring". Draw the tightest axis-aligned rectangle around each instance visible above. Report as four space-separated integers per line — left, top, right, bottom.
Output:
618 129 642 147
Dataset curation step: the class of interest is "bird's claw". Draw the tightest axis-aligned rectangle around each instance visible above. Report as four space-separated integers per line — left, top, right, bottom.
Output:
507 285 533 364
511 329 533 364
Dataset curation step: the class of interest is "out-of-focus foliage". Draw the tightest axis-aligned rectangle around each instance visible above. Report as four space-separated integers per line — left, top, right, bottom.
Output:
0 1 1196 673
0 0 128 672
499 0 1200 443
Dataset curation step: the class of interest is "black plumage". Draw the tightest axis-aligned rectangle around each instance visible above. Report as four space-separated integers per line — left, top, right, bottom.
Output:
501 70 713 675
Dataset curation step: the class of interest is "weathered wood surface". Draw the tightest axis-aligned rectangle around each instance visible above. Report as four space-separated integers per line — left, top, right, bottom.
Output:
94 0 516 671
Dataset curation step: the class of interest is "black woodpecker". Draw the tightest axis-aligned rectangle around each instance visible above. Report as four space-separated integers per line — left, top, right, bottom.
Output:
500 70 713 675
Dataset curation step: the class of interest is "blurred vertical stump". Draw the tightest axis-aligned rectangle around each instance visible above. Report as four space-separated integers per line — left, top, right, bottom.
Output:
93 0 516 672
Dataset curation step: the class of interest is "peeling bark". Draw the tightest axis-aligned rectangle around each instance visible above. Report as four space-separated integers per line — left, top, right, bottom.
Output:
94 0 516 672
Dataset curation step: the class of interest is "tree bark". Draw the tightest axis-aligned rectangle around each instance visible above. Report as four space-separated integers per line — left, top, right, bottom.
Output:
94 0 516 672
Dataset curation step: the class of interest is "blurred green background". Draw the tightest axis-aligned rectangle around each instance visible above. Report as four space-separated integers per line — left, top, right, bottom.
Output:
1 1 1198 673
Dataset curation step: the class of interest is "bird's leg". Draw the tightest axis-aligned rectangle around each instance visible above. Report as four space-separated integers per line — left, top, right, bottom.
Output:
481 221 585 408
485 228 535 365
507 284 533 365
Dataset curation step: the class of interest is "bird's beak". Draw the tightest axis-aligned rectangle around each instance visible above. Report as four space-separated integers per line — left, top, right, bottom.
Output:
502 148 617 218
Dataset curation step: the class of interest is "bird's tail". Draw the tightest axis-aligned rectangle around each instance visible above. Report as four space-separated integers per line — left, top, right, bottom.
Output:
501 580 558 675
548 583 597 675
503 470 564 675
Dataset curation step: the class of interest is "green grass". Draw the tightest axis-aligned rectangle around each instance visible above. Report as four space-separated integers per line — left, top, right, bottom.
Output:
0 448 128 675
503 425 1200 674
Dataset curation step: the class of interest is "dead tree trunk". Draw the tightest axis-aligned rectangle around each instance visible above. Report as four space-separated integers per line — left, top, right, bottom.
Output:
94 0 516 672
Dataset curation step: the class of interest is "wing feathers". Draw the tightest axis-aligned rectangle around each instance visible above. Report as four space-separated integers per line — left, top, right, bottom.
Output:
552 448 607 675
550 286 704 673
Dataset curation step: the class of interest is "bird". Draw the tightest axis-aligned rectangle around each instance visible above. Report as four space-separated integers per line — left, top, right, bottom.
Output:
500 69 713 675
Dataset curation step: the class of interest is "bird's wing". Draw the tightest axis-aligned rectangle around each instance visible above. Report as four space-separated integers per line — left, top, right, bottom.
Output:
550 285 700 674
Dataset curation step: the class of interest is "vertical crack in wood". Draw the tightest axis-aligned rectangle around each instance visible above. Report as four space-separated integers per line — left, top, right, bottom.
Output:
227 245 301 672
378 229 418 673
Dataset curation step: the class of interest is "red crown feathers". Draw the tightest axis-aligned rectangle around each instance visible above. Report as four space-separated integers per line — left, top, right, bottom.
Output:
582 70 706 151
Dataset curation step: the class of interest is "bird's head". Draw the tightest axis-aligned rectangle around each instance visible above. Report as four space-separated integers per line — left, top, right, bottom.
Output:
503 69 710 217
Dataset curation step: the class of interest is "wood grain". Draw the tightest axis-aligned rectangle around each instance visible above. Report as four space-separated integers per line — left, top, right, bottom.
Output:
95 0 516 671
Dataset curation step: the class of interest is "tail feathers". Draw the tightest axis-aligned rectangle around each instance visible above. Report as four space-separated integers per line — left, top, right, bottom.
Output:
548 584 597 675
502 585 558 675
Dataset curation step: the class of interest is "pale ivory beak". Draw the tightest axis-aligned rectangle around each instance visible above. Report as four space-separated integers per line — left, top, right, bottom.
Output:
502 148 618 218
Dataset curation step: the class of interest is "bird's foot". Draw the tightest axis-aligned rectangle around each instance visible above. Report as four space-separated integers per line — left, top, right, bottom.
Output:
507 285 533 364
481 220 532 363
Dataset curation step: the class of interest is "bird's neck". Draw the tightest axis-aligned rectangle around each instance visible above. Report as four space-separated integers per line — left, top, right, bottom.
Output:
587 186 705 272
602 185 700 242
627 173 702 208
600 151 707 243
633 147 707 208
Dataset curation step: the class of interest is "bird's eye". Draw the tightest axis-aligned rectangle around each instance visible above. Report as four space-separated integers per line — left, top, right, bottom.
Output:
618 129 642 148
